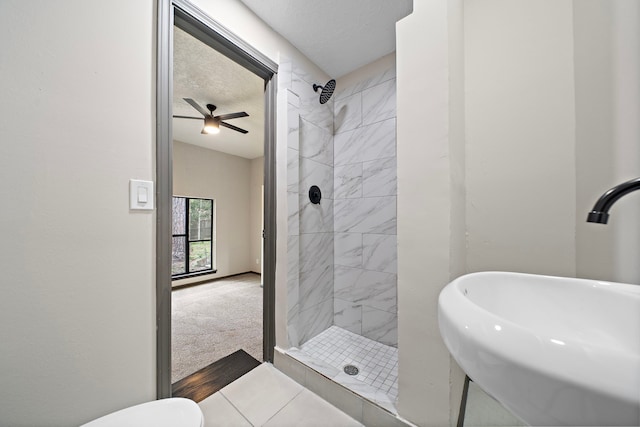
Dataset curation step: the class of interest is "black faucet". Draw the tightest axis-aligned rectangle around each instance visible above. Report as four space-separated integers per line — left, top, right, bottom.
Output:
587 177 640 224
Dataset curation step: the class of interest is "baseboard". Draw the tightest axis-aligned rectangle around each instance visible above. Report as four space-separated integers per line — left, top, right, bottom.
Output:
172 271 260 290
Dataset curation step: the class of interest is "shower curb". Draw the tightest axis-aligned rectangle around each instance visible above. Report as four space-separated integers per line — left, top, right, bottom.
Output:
273 348 416 427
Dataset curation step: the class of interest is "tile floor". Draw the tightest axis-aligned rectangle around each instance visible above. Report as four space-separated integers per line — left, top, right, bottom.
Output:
288 326 398 412
463 381 526 427
198 363 363 426
197 355 522 427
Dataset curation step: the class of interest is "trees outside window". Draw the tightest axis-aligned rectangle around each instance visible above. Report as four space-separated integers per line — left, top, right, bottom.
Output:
172 196 214 278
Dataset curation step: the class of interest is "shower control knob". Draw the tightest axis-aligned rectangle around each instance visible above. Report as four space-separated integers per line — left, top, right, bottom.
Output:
309 185 322 204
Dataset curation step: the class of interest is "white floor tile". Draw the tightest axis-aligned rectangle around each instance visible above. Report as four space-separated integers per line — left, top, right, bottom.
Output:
297 326 398 403
263 389 363 427
220 364 303 426
198 393 251 427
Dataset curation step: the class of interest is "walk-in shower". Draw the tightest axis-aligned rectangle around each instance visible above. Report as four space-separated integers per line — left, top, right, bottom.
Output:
283 58 399 413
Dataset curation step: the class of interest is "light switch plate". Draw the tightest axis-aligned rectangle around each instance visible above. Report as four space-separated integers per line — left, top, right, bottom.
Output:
130 179 154 210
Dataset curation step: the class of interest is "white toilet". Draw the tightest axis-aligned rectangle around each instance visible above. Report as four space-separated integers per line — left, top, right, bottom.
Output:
82 397 204 427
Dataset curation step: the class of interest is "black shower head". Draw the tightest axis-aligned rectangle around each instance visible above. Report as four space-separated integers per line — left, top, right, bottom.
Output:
313 79 336 104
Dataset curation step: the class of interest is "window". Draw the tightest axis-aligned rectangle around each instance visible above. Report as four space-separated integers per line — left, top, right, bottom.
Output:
172 196 215 278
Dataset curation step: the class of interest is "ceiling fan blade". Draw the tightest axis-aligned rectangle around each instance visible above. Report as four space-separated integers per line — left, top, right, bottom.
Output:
183 98 210 117
220 121 248 134
172 115 203 120
215 112 249 121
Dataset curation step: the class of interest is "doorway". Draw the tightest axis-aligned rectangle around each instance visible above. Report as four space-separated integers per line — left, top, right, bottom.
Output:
156 0 277 399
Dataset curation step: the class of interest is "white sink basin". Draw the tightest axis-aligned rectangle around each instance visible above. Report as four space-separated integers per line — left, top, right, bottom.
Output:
438 271 640 426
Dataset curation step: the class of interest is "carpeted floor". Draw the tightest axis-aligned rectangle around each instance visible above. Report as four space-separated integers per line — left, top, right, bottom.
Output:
171 272 263 383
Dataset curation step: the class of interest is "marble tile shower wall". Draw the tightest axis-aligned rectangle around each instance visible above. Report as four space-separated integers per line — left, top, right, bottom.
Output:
285 88 301 348
332 66 398 346
280 58 335 347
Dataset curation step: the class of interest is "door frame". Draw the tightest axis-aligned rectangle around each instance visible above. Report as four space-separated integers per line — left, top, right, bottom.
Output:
156 0 278 399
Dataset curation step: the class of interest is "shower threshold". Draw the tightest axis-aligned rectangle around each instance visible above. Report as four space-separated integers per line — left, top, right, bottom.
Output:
287 326 398 413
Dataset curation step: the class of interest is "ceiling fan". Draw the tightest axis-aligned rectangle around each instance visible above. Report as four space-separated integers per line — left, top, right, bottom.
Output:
173 98 249 134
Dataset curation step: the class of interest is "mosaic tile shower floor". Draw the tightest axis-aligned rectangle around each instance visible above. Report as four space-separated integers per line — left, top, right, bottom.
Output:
288 325 398 413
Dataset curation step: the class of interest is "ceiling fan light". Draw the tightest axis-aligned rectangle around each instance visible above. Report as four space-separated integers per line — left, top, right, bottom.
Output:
202 116 220 134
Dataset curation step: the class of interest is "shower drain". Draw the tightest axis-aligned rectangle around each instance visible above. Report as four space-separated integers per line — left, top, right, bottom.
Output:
343 365 359 376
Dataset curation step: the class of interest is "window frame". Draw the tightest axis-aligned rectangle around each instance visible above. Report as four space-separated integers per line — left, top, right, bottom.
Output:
171 196 216 279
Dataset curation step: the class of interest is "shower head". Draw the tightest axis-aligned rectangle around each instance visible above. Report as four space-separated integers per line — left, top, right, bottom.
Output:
312 79 336 104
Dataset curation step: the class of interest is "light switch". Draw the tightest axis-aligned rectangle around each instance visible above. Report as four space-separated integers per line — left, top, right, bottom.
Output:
137 187 148 203
130 179 154 210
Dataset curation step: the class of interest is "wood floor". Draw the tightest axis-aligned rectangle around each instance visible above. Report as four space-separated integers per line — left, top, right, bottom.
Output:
172 349 261 403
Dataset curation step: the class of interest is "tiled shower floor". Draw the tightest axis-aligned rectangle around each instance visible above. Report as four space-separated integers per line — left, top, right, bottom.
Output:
287 326 398 413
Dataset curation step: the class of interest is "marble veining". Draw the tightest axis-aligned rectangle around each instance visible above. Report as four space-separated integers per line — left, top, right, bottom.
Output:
287 234 299 348
334 92 362 134
362 157 396 197
285 59 337 354
362 307 397 346
334 164 363 200
299 264 333 313
299 157 334 200
334 232 363 268
362 234 397 274
299 232 333 273
300 118 333 166
287 192 299 237
287 316 300 349
287 102 300 150
331 66 398 352
299 197 333 234
292 71 333 133
334 298 362 335
291 63 318 91
287 61 401 384
298 298 333 344
334 266 397 313
287 148 299 193
286 88 300 108
334 118 396 166
287 235 299 286
362 79 396 126
334 197 397 234
334 65 396 101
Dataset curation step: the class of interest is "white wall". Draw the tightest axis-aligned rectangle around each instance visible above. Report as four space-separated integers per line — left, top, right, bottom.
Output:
465 0 577 277
447 0 467 420
397 1 639 426
464 0 640 285
0 1 156 425
172 141 254 285
0 0 330 424
250 156 264 274
397 0 461 424
574 0 640 284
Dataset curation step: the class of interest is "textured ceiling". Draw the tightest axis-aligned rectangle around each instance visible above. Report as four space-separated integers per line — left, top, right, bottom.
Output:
172 0 413 156
239 0 413 78
173 26 264 159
